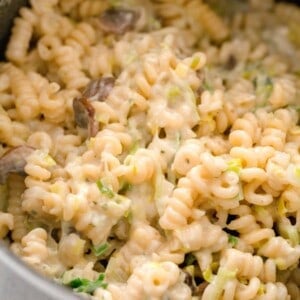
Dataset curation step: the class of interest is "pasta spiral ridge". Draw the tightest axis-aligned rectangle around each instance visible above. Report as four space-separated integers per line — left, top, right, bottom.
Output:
21 228 48 265
5 17 33 64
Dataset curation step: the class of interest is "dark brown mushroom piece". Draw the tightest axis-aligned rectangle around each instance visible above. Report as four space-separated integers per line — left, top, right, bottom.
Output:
99 8 140 35
73 97 98 137
82 77 115 102
73 77 115 137
0 146 35 184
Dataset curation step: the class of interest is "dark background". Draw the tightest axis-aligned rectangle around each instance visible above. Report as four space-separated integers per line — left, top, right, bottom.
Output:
0 0 300 59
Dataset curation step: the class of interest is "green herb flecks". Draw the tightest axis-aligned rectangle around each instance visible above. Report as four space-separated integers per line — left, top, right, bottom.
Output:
124 209 133 223
129 140 140 154
190 56 200 69
96 180 114 198
203 267 213 283
207 267 237 299
258 283 265 295
68 274 108 294
226 158 242 174
228 234 238 246
92 242 110 257
167 86 181 101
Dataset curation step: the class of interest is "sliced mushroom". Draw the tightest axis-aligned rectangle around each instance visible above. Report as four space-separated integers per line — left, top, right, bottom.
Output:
99 8 140 35
73 77 115 137
73 97 98 137
0 146 35 184
82 77 115 101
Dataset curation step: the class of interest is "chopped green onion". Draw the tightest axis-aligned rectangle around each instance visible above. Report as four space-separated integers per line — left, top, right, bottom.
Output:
37 150 56 167
190 56 200 69
287 226 299 246
129 141 140 154
203 267 213 283
278 218 299 246
167 86 181 99
185 265 195 276
92 242 110 257
67 274 108 294
69 278 89 289
44 155 56 167
227 158 242 173
124 209 133 223
258 283 265 295
207 267 237 300
275 258 286 271
96 180 114 198
228 235 238 246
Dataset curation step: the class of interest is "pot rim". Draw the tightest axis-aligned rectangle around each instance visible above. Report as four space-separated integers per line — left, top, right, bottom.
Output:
0 242 80 300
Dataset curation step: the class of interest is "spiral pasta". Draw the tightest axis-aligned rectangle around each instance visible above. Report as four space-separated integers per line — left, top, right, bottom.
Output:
153 0 229 41
106 223 162 282
65 22 96 56
159 176 196 230
5 64 40 121
21 228 49 265
52 45 90 89
5 17 33 64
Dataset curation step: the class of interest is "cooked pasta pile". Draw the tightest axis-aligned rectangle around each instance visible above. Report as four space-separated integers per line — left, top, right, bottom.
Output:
1 0 300 299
